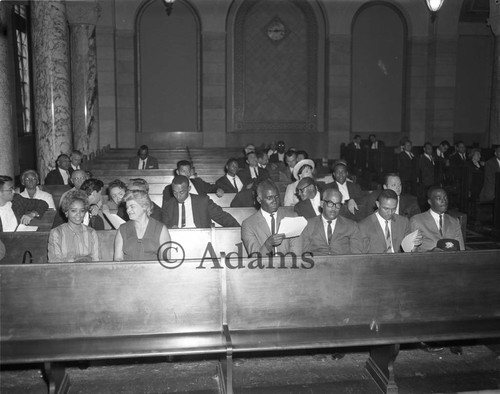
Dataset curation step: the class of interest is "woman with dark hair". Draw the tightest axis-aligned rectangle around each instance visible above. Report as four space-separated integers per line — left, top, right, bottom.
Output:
80 178 110 230
114 190 170 261
48 190 99 262
107 179 128 220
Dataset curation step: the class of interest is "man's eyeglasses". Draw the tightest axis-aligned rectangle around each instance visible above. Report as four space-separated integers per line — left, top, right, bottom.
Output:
323 200 342 209
296 184 313 194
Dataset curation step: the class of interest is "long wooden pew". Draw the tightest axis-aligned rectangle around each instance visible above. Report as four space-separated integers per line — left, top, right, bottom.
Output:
1 251 500 393
221 251 500 393
0 227 244 264
0 260 227 394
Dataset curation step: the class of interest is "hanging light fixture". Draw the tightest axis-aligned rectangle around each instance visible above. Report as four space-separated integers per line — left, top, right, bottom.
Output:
162 0 175 16
425 0 445 13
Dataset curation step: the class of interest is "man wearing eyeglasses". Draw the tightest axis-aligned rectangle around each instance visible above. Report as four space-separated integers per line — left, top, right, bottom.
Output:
294 177 321 219
0 175 49 232
300 188 364 255
359 189 421 253
241 179 301 257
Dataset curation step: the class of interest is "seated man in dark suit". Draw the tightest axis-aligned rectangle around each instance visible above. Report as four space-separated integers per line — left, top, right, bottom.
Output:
216 158 254 207
323 162 365 218
269 140 286 163
359 189 421 254
238 151 270 187
236 143 255 169
278 149 298 183
366 173 421 218
162 175 239 229
163 160 223 203
44 154 71 185
241 179 301 257
69 149 84 174
128 145 159 170
294 177 321 219
300 188 365 255
0 175 49 232
417 142 437 210
410 186 464 251
367 134 384 150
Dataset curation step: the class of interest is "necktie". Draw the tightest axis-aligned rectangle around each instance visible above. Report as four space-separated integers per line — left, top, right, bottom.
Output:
142 160 146 169
385 220 392 253
270 213 275 235
254 168 259 178
439 214 443 237
461 153 465 161
327 220 333 244
232 177 238 191
181 202 186 228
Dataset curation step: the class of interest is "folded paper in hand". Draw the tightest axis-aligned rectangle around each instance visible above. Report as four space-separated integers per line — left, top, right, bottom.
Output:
16 224 38 232
278 216 308 238
103 212 126 230
401 230 419 252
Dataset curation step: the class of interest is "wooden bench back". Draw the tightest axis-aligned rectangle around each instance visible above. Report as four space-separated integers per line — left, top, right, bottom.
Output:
0 228 236 264
0 261 223 341
225 251 500 332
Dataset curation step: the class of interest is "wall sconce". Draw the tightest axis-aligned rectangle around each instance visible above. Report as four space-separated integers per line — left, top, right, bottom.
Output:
162 0 175 16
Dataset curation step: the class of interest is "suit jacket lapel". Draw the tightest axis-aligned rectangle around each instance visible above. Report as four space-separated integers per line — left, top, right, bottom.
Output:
372 214 386 243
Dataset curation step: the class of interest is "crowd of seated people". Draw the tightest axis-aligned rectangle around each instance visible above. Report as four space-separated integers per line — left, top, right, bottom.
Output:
1 139 498 266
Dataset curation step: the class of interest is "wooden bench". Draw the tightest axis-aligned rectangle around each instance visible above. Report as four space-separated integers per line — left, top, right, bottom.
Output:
2 251 500 393
222 250 500 393
0 227 243 264
0 261 226 394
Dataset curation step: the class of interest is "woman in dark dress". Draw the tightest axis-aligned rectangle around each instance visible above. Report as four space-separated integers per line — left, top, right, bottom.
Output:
114 190 170 261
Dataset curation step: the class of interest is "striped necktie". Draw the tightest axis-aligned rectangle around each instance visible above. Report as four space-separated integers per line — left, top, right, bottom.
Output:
385 220 392 253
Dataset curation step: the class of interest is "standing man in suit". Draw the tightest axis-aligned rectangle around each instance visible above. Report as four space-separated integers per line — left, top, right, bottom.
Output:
162 175 239 229
368 134 384 150
398 139 417 196
238 151 270 187
241 179 301 257
128 145 159 170
294 177 321 219
163 160 223 203
301 189 364 255
435 140 450 186
417 142 437 210
269 140 286 163
359 189 420 253
410 187 464 251
479 146 500 201
44 154 71 185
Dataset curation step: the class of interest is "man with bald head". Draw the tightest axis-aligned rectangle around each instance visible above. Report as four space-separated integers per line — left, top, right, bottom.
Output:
294 177 321 219
241 179 301 257
300 188 364 255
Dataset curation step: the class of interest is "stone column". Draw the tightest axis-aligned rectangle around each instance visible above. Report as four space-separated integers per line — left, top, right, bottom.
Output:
0 3 16 178
67 1 100 156
489 0 500 146
31 1 72 182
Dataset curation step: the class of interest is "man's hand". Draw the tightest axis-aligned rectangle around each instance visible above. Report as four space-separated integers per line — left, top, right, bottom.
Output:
265 233 285 249
20 212 36 225
411 230 423 252
347 199 358 215
89 204 99 217
216 188 224 197
246 182 254 190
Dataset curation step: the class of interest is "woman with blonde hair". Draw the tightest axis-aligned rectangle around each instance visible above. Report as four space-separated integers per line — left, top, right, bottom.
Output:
114 190 170 261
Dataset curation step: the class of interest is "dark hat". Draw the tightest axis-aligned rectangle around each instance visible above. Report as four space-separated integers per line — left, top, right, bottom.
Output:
436 239 460 251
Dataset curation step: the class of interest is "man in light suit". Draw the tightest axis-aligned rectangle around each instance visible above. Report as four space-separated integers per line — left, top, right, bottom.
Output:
241 179 301 257
479 146 500 202
128 145 159 170
294 177 321 219
300 189 365 256
359 189 421 254
161 175 239 229
410 187 464 251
